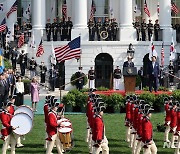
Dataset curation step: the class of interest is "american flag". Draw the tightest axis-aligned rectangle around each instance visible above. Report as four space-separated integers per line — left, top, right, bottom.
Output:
161 43 164 67
171 2 179 15
6 0 18 18
62 0 67 21
157 3 160 16
55 36 81 63
90 0 96 20
144 0 150 17
18 33 24 48
36 39 44 57
0 18 6 32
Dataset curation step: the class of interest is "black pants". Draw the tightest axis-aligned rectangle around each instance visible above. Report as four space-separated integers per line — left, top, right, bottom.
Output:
15 93 24 106
12 60 16 69
141 31 146 41
149 75 158 92
0 94 4 108
155 31 159 41
50 78 56 91
20 63 26 76
76 82 83 91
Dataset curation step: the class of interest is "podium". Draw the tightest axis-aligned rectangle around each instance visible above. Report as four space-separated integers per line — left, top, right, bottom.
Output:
123 67 137 93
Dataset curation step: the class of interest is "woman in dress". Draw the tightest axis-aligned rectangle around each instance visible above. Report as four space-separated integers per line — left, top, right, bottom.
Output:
30 77 40 111
15 76 24 106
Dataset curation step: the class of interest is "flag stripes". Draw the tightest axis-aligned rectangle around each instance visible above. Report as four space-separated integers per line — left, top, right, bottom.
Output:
18 34 24 48
7 0 18 18
36 39 44 57
144 0 150 17
0 18 6 32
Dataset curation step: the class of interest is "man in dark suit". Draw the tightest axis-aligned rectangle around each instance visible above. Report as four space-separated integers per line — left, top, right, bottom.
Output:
123 57 134 68
75 67 85 90
147 56 160 92
49 65 58 91
0 72 6 108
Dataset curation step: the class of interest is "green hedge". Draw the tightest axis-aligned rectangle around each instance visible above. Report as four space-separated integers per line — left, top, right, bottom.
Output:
62 89 179 113
70 73 88 86
4 58 12 69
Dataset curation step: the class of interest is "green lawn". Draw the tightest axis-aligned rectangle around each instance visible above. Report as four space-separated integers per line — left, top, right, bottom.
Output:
0 113 175 154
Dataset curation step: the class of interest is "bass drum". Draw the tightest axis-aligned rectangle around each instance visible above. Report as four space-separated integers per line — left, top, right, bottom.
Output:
14 105 34 119
11 113 33 136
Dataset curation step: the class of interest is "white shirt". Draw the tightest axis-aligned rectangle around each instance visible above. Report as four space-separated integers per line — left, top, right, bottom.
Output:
16 82 24 93
152 62 155 68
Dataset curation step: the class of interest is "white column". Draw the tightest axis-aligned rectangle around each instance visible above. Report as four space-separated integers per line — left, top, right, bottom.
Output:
159 0 173 42
32 0 46 30
119 0 136 41
71 0 88 41
6 0 17 41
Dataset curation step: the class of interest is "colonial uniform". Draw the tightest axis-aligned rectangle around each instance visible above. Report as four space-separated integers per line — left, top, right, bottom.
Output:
175 106 180 154
125 97 131 143
92 113 109 154
88 69 96 89
0 105 16 154
113 67 121 90
39 64 47 84
46 109 63 154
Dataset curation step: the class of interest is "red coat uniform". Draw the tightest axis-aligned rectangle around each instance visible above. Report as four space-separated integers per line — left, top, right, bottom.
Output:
133 107 139 130
0 111 13 138
44 104 49 123
125 101 131 120
9 105 15 115
170 109 177 129
176 111 180 132
92 115 104 142
137 112 143 138
86 101 94 128
164 104 171 122
130 103 135 123
46 110 58 138
142 117 153 143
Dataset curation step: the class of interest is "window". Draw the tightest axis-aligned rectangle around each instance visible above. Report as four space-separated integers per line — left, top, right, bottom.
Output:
172 0 180 25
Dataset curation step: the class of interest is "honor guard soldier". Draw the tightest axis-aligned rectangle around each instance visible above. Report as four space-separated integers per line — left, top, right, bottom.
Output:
103 17 110 41
142 105 157 154
52 18 58 41
96 18 102 41
111 18 118 41
46 98 63 154
29 57 37 79
26 20 32 37
46 19 51 41
39 61 47 85
58 18 64 41
88 67 96 89
113 66 122 90
141 19 147 41
67 17 73 41
75 67 85 90
88 18 96 41
0 101 17 154
92 105 109 154
19 50 27 76
134 18 140 41
168 60 175 86
147 20 153 41
63 19 68 41
11 47 18 70
154 20 160 41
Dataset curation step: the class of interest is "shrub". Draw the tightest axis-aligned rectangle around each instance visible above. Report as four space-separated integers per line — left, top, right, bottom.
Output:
172 90 180 101
109 93 124 110
154 94 169 111
136 75 141 87
97 86 109 91
158 86 168 91
143 86 149 91
22 79 31 94
62 93 76 107
99 94 110 107
139 92 155 106
70 73 88 86
4 58 12 69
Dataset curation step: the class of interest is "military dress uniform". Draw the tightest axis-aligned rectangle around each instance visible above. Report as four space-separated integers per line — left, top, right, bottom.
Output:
39 64 47 84
67 18 73 41
168 63 174 86
111 19 118 41
11 48 18 70
113 67 121 90
19 52 27 76
154 21 160 41
103 19 110 41
75 68 85 90
26 21 32 37
52 21 58 41
46 22 52 41
63 21 68 41
88 69 96 89
88 20 96 41
96 20 102 41
141 21 147 41
49 67 57 91
147 21 153 41
134 20 140 41
175 106 180 154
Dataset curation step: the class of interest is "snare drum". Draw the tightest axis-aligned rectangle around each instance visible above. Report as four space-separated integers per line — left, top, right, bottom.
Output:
11 113 33 135
58 127 72 150
14 105 34 119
